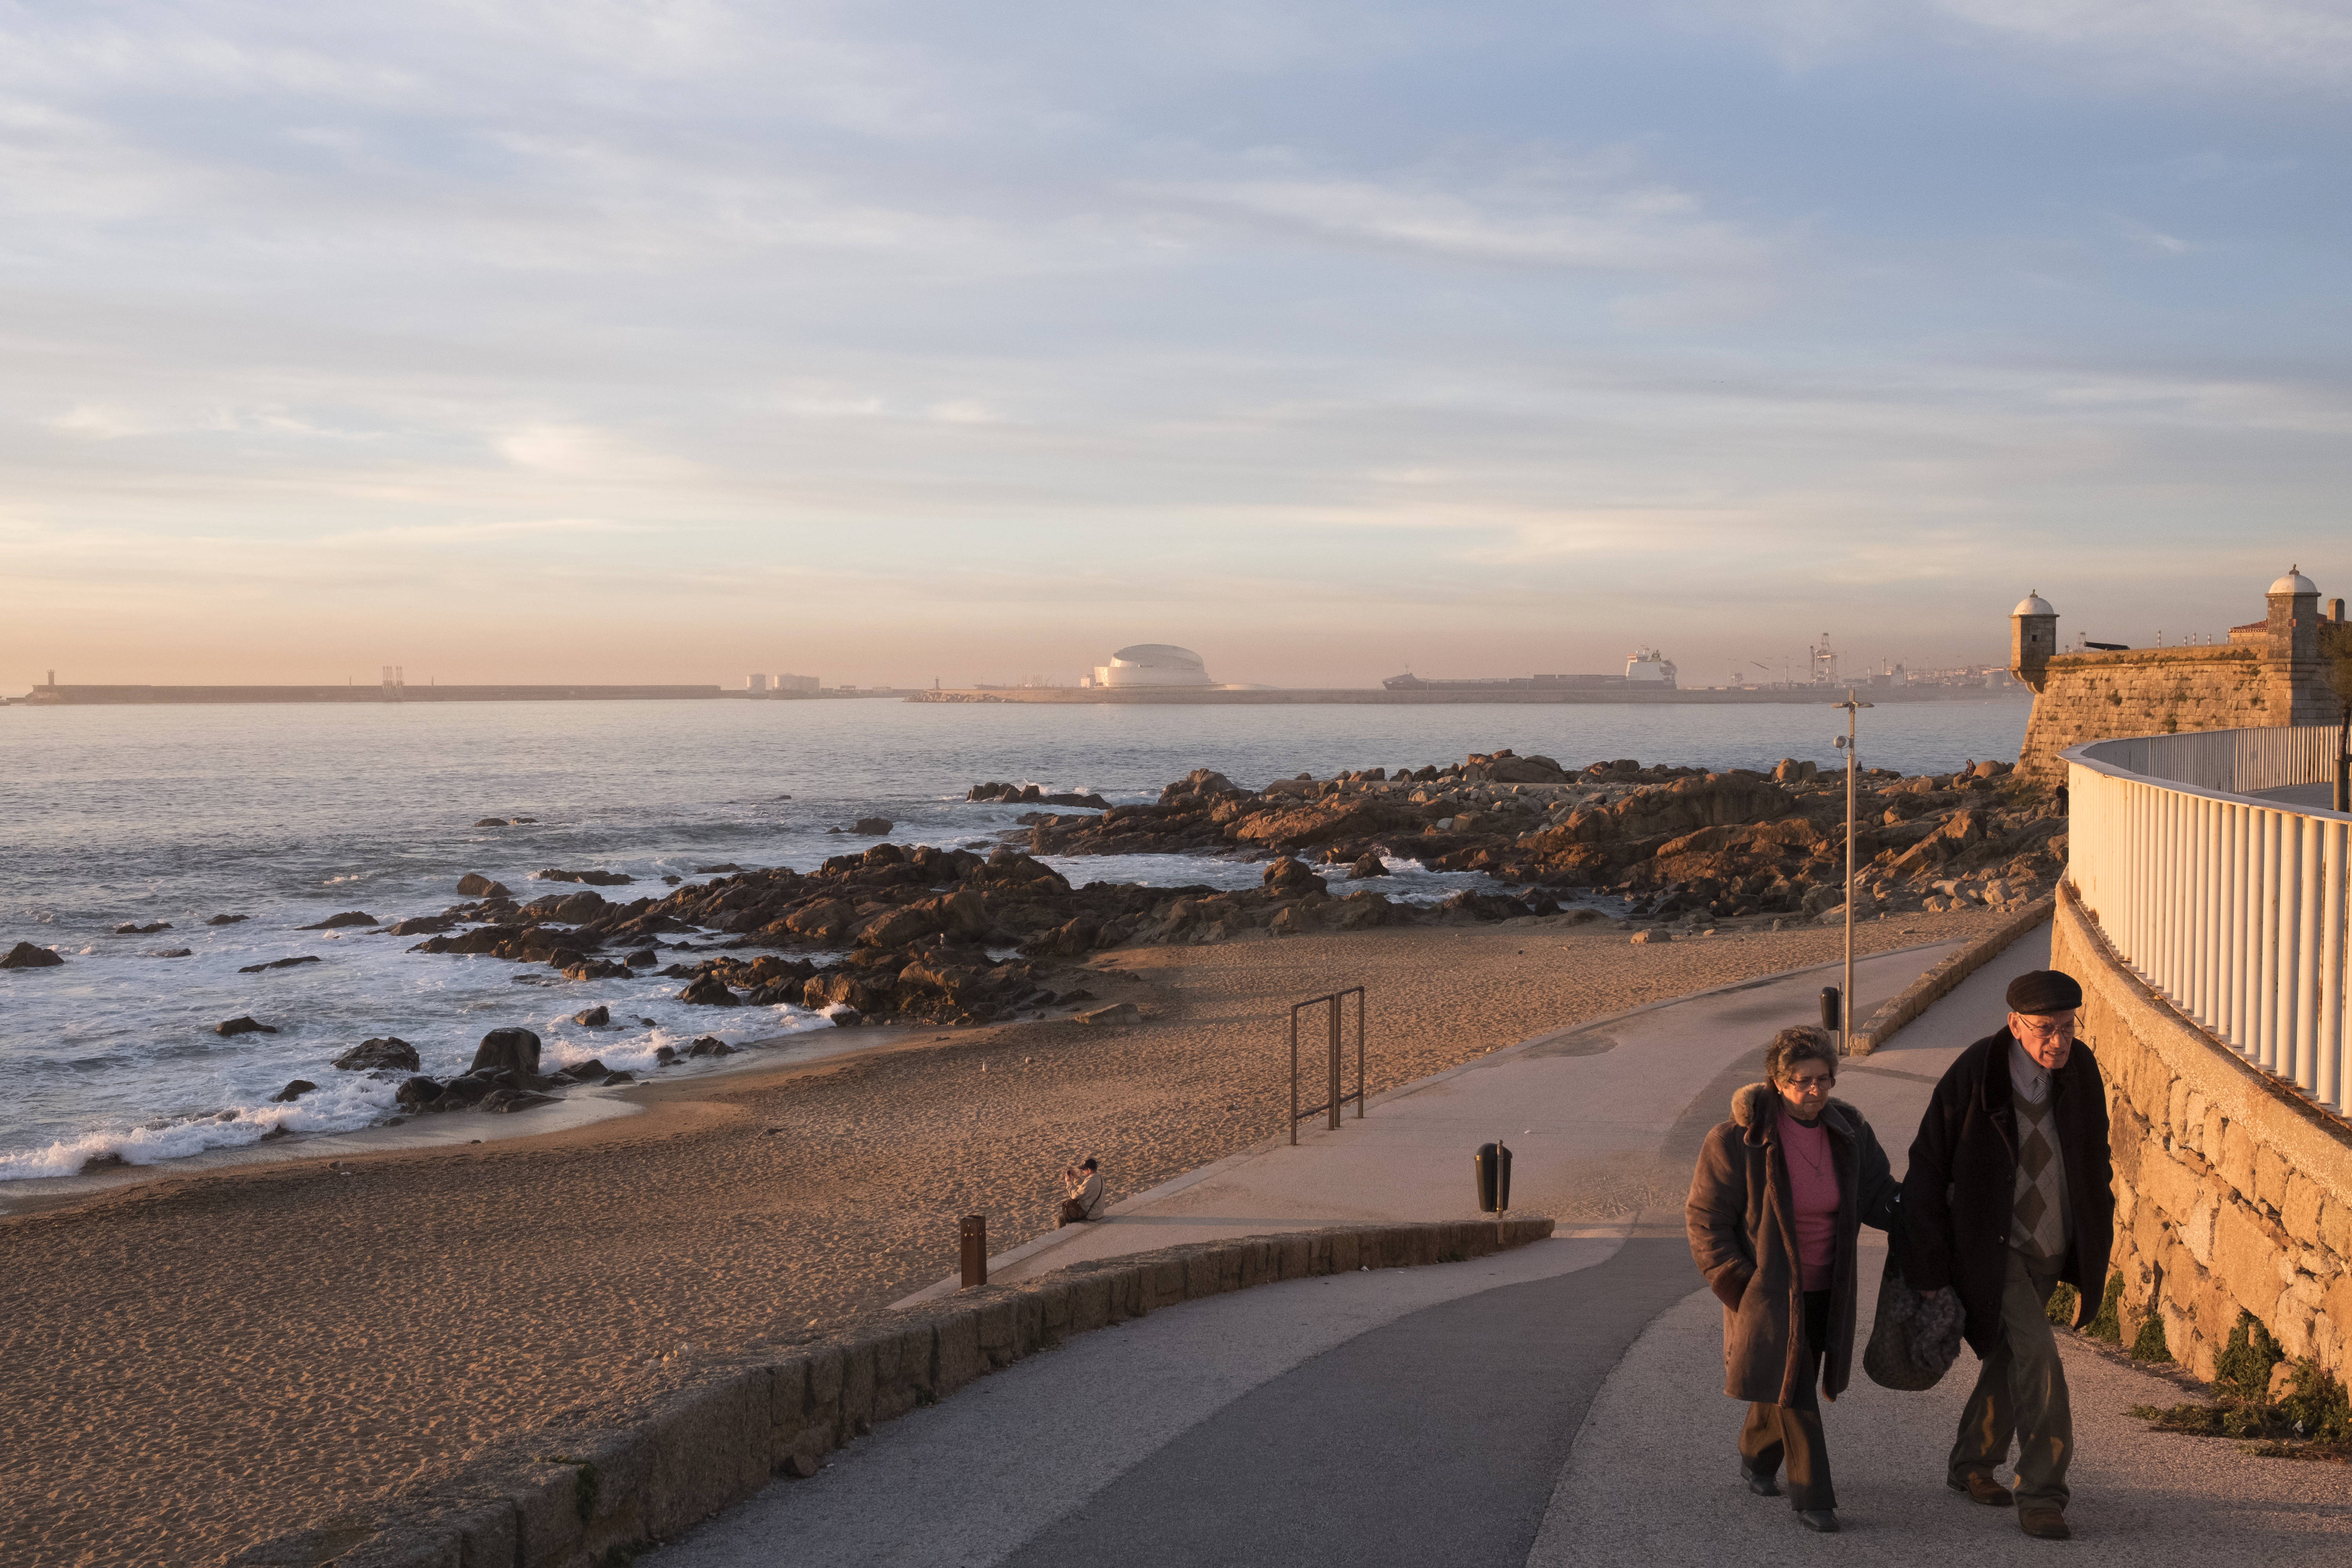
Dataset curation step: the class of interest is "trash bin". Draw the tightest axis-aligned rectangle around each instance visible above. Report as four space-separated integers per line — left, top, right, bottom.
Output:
1474 1141 1512 1214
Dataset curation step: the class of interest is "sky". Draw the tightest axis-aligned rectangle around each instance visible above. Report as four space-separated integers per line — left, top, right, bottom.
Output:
3 0 2349 690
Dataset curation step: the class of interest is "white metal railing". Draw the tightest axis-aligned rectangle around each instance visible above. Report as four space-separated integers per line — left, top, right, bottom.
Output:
2064 726 2349 1114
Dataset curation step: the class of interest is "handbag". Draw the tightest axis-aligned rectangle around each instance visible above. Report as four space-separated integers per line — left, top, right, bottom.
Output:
1862 1220 1964 1391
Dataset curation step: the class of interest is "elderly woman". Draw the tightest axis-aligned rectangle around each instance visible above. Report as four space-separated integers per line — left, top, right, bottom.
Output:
1687 1025 1901 1534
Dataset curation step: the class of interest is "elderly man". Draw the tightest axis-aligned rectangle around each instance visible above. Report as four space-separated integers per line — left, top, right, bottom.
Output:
1902 969 2113 1542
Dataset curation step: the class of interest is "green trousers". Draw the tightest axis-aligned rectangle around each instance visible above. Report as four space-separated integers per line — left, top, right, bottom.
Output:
1949 1251 2073 1510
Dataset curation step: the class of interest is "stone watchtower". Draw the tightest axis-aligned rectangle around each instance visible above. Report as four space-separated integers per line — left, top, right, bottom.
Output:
2264 566 2334 726
2010 592 2058 693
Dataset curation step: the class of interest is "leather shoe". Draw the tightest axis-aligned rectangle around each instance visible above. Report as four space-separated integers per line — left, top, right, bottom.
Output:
2018 1504 2072 1540
1796 1509 1840 1533
1949 1473 2014 1506
1740 1462 1782 1498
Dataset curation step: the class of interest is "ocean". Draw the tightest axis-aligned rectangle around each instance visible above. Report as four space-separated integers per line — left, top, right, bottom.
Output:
0 696 2030 1179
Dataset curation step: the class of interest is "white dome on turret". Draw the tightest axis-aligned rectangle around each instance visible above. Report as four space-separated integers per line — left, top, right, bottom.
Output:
2012 592 2055 617
2270 566 2318 596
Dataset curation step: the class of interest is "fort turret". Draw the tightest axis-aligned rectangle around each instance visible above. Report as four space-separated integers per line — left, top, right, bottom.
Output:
2009 591 2057 694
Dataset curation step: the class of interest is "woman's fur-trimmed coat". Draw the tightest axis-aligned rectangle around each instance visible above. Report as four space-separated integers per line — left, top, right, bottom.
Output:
1686 1083 1901 1406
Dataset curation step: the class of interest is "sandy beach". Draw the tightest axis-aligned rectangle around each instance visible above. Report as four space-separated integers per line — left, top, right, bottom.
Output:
0 908 2017 1567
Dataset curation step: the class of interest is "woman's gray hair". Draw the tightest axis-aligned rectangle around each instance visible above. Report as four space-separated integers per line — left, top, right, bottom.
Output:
1765 1025 1837 1085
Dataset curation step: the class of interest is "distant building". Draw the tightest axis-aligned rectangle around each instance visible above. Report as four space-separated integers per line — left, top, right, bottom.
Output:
1091 644 1215 688
745 673 768 691
1625 648 1677 688
775 673 820 693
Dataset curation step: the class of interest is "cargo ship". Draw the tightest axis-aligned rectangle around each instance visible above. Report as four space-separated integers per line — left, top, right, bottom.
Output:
1382 647 1678 693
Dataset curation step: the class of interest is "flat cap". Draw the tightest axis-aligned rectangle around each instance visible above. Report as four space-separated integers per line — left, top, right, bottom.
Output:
2006 969 2083 1014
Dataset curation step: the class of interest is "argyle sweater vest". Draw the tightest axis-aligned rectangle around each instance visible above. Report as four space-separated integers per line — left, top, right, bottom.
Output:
2012 1092 2069 1264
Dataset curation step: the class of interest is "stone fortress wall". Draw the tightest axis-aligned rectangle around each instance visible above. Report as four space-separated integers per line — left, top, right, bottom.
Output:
2053 890 2352 1387
2010 569 2350 783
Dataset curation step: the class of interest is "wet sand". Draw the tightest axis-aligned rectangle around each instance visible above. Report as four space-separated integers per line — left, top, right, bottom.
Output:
0 908 2016 1567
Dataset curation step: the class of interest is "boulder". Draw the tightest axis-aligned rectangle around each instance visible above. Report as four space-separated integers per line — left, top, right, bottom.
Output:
385 915 457 936
524 890 608 923
561 958 633 981
238 956 322 973
333 1037 420 1072
782 900 855 941
1487 755 1566 784
602 1071 636 1085
2 942 64 969
468 1027 542 1076
216 1016 278 1036
151 948 193 958
854 904 947 949
475 818 510 827
394 1076 446 1109
1020 917 1103 958
270 1080 318 1103
626 948 660 967
456 873 512 898
679 973 740 1007
685 1036 736 1057
1229 796 1418 848
558 1058 610 1079
297 911 377 931
114 921 173 935
804 973 880 1011
851 817 894 835
205 914 250 926
479 1089 559 1113
572 1005 610 1026
1261 857 1328 898
1771 759 1819 784
1348 853 1389 879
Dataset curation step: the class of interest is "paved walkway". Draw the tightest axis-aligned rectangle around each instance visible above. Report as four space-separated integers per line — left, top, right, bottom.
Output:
652 927 2352 1566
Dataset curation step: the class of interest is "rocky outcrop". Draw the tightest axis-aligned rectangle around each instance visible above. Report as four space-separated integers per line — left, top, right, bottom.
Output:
114 921 173 935
537 868 633 886
271 1080 318 1102
456 873 511 898
297 911 377 930
967 783 1112 808
205 913 250 926
333 1037 421 1072
238 956 321 973
572 1005 609 1026
216 1016 277 1036
678 973 740 1007
2 942 64 969
469 1027 541 1076
850 817 894 835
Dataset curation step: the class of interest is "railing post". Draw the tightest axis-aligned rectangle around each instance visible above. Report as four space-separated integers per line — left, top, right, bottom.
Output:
2260 809 2283 1073
1354 988 1366 1119
1326 995 1342 1132
1289 1006 1299 1146
2296 817 2322 1093
2319 820 2346 1112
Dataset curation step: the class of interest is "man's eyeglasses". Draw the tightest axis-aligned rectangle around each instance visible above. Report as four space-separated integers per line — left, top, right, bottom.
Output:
2012 1018 2076 1042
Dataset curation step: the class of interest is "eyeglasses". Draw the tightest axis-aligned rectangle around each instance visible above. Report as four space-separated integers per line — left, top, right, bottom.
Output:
1785 1071 1835 1092
2012 1018 2076 1042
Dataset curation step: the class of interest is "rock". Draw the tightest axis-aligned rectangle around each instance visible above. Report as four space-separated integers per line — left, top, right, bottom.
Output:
1348 853 1389 879
1630 929 1672 945
456 873 511 898
1230 797 1419 849
238 956 322 973
1 942 65 969
216 1015 278 1036
536 868 634 886
1019 916 1103 958
475 818 509 827
558 1058 610 1079
385 915 457 936
270 1080 319 1103
679 973 740 1007
685 1035 736 1057
151 948 193 958
512 816 537 824
851 817 894 835
1772 758 1820 784
478 1088 559 1113
113 921 173 935
695 863 747 874
827 1008 864 1027
469 1027 542 1076
334 1037 420 1072
1261 857 1328 898
602 1071 636 1085
854 904 947 949
297 911 377 930
573 1005 610 1026
626 949 659 967
562 959 633 981
1073 1001 1142 1025
524 890 609 923
205 914 250 926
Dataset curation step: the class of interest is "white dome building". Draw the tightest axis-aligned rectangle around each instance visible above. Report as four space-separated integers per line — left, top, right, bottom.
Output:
1092 644 1214 688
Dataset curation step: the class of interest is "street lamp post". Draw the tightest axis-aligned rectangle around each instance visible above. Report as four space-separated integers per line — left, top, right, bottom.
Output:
1834 690 1874 1054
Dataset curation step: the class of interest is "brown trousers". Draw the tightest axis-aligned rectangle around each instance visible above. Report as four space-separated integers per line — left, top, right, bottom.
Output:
1950 1252 2073 1510
1741 1290 1835 1511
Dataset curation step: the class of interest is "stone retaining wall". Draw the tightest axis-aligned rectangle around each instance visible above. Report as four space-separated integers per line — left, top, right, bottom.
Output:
230 1218 1555 1568
2014 647 2270 784
2052 887 2352 1384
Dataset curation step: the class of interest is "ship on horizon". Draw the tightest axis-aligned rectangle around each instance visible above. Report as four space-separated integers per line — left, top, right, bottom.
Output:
1382 647 1678 693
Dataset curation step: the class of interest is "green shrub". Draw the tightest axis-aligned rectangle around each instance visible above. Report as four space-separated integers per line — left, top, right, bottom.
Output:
2213 1312 2284 1401
2087 1274 2125 1344
2045 1281 2080 1327
2131 1308 2173 1364
2277 1361 2352 1446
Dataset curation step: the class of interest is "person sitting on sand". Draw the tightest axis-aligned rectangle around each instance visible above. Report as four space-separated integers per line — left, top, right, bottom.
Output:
1058 1158 1106 1227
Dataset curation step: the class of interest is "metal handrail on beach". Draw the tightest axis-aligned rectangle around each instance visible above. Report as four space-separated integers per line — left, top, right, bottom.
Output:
2063 725 2350 1113
1289 987 1367 1144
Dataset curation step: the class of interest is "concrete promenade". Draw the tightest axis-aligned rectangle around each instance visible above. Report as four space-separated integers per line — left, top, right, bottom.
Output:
651 928 2351 1566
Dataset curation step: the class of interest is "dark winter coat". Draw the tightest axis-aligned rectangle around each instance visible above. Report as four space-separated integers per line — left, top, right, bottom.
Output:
1901 1029 2114 1356
1686 1083 1902 1406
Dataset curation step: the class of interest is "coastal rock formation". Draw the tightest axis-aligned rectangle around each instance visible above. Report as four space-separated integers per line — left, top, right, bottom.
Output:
536 868 633 886
456 873 510 898
679 973 740 1006
851 817 894 835
297 911 377 931
333 1037 420 1072
2 941 64 969
474 818 509 827
216 1016 277 1036
967 782 1113 808
114 921 173 935
238 956 322 973
572 1005 609 1026
469 1027 541 1076
271 1080 318 1102
205 914 250 926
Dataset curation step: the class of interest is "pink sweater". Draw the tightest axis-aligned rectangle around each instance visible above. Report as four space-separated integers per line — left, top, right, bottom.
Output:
1781 1116 1839 1290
